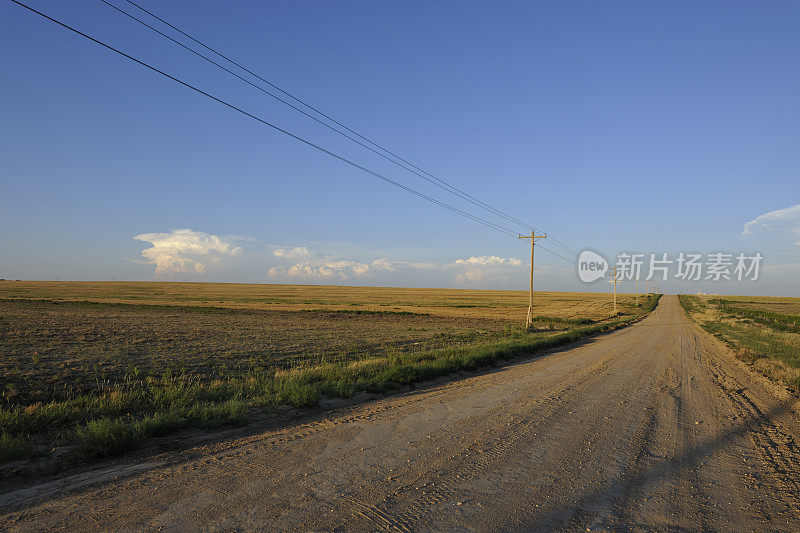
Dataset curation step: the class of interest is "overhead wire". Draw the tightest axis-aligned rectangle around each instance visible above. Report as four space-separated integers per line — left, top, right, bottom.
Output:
116 0 579 259
8 0 528 240
10 0 576 264
96 0 553 242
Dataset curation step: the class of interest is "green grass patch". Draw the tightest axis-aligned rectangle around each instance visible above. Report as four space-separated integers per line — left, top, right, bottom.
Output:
678 294 706 314
74 399 248 457
0 432 32 462
699 320 800 368
710 299 800 333
530 315 596 325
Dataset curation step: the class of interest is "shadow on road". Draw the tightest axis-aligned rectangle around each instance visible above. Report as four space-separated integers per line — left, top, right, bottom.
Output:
527 399 798 530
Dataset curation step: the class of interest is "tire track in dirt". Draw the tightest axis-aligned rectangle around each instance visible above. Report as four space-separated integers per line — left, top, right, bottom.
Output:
337 334 656 531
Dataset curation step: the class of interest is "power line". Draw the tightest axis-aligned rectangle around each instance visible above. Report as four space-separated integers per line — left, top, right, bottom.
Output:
533 244 573 263
117 0 579 259
9 0 576 265
9 0 526 240
95 0 541 240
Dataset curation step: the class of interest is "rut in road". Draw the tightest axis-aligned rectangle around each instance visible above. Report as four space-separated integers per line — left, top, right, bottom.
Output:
2 295 800 531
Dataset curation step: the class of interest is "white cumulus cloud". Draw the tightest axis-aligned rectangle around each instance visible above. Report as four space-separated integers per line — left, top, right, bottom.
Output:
449 255 525 287
267 254 396 281
742 204 800 245
455 255 522 266
134 229 242 275
269 262 346 280
370 258 395 272
273 247 310 259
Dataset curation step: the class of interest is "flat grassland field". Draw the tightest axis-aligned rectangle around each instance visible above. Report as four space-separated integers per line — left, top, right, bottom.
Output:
680 294 800 390
0 282 642 401
0 282 654 461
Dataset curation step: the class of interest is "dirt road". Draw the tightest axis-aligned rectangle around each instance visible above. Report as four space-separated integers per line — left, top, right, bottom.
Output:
3 295 800 531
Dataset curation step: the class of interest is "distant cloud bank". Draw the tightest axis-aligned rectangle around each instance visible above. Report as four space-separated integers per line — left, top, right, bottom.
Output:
268 250 525 284
454 255 522 266
267 256 395 281
132 229 545 288
743 204 800 246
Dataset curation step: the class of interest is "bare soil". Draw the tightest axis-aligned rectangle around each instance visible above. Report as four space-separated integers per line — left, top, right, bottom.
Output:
0 299 509 404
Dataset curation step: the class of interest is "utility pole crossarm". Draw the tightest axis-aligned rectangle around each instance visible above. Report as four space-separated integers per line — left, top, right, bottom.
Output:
518 232 547 329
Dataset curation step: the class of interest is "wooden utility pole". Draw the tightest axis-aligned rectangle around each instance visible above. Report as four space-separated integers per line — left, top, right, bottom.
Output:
636 276 639 307
608 266 620 315
518 231 547 329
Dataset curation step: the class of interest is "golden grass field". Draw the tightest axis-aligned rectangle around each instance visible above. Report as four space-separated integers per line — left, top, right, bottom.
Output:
0 281 657 462
0 281 644 321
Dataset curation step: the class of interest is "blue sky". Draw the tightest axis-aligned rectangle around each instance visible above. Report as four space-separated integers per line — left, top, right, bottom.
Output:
1 1 798 294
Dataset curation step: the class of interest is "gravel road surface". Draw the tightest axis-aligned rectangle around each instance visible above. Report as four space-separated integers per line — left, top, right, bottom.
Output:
3 295 800 531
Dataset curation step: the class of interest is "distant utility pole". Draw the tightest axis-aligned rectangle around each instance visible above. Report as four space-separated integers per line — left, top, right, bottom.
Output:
636 276 639 307
608 266 620 315
518 231 547 329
